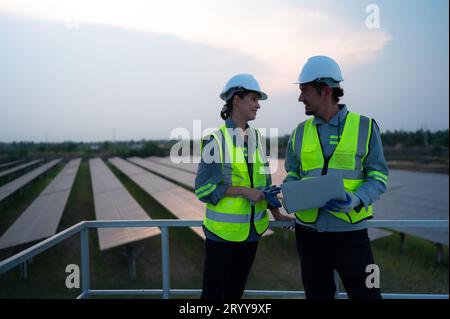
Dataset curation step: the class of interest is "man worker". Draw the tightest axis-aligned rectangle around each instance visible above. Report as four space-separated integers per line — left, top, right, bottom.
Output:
284 55 389 299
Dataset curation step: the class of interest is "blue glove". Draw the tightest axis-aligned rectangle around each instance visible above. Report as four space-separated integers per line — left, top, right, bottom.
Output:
324 192 361 213
263 185 281 195
262 185 282 208
264 192 282 208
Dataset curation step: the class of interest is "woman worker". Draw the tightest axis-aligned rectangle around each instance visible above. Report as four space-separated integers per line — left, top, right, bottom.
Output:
195 74 292 299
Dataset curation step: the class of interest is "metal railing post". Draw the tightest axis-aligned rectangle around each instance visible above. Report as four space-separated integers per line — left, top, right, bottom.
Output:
334 270 340 299
80 227 90 298
161 226 170 299
20 261 27 280
436 243 443 265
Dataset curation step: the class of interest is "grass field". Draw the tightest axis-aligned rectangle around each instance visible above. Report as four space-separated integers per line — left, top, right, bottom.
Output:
0 160 448 298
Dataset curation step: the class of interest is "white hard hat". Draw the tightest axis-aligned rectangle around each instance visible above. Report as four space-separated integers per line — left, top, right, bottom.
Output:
220 74 268 101
297 55 343 87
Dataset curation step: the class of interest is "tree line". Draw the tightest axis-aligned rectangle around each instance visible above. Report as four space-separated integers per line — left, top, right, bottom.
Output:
0 129 448 160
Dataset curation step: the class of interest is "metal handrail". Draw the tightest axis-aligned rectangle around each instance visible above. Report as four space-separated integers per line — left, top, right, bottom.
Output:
0 219 448 299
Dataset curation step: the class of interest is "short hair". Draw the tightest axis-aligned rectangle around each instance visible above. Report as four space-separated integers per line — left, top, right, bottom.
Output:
309 81 344 103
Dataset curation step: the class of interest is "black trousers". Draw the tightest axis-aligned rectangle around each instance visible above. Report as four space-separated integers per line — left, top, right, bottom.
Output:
295 224 382 299
201 238 258 299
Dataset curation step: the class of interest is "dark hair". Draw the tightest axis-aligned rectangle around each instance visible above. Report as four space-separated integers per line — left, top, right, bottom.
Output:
310 81 344 103
220 90 254 120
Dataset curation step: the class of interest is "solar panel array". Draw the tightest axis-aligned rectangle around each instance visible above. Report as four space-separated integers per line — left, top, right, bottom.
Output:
0 159 81 250
0 159 43 178
265 159 445 243
148 157 286 186
128 157 195 190
90 158 161 250
147 156 199 174
374 169 449 245
109 157 206 239
0 159 61 203
0 159 25 170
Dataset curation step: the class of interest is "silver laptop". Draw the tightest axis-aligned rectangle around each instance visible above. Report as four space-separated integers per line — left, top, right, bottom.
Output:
281 174 346 213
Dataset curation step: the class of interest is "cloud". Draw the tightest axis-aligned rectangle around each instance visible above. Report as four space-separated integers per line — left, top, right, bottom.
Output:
0 0 391 93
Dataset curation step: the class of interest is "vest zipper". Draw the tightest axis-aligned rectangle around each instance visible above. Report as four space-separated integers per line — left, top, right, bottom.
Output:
316 111 348 176
248 143 255 225
317 112 357 224
316 126 329 175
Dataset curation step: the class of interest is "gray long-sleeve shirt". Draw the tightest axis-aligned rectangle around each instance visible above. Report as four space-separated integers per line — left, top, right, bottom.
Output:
284 104 389 232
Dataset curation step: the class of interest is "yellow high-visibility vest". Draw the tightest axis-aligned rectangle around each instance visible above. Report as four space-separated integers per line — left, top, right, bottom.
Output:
201 124 269 241
292 112 386 224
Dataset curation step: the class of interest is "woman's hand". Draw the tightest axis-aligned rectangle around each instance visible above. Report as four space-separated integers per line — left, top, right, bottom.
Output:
270 207 295 230
244 188 266 202
274 213 294 223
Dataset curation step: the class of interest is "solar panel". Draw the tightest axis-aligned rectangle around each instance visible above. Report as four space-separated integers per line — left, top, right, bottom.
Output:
0 159 25 169
147 156 199 174
89 158 161 250
0 159 61 203
109 157 206 239
374 169 449 245
0 159 80 250
0 159 43 178
273 159 447 245
128 157 195 189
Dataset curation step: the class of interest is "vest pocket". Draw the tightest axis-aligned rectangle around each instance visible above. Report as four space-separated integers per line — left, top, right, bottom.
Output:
302 144 321 169
332 151 355 169
303 144 317 152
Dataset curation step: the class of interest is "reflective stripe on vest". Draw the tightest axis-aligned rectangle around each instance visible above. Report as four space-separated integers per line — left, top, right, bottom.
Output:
293 112 374 224
206 209 268 223
203 125 269 241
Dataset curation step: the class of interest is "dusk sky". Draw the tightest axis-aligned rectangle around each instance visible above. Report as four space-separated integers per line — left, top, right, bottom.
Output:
0 0 448 142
